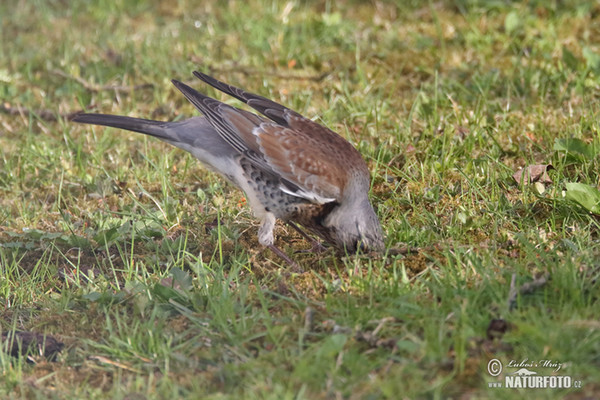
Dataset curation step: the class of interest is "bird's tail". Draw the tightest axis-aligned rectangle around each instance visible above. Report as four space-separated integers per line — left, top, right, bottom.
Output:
71 113 173 141
72 113 236 166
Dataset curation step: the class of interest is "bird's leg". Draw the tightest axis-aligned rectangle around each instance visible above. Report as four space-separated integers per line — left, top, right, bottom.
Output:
287 221 328 253
258 213 303 272
267 244 303 272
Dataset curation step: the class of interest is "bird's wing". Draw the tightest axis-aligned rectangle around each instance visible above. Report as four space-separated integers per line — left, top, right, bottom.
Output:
193 71 370 195
250 122 347 202
172 75 369 203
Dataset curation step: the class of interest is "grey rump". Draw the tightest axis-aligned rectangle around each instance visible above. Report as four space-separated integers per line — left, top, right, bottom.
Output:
72 71 384 264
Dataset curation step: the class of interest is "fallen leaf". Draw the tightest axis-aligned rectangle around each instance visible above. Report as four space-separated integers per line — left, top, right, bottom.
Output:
512 164 553 185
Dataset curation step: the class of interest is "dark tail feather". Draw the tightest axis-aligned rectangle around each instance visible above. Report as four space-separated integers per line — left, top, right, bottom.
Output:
191 71 289 126
192 71 258 105
71 113 172 140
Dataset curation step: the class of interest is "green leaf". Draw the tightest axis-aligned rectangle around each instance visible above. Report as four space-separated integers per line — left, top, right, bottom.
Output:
60 235 92 249
82 292 103 302
93 226 120 246
315 334 348 358
583 46 600 71
22 228 63 240
565 182 600 214
553 138 596 160
0 241 34 250
82 290 126 304
504 11 521 35
170 267 193 291
562 46 579 71
151 283 188 304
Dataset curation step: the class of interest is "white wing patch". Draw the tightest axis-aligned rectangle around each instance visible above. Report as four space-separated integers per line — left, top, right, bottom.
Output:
279 185 336 204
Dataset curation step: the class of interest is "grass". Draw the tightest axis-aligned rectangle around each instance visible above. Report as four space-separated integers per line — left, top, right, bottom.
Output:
1 0 600 398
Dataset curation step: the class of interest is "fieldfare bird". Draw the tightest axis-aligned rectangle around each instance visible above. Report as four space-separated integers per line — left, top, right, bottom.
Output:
72 71 384 265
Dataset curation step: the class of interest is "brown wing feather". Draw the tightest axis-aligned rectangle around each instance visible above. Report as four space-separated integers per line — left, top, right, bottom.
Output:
284 112 369 173
255 123 364 201
219 107 263 154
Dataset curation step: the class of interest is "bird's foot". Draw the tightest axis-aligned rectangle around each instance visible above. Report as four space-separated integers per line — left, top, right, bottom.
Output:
267 244 304 273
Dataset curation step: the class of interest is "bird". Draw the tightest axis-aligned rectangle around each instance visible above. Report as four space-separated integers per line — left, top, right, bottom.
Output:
72 71 384 266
